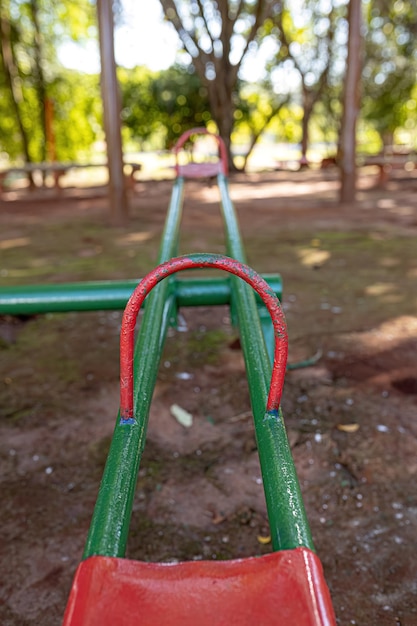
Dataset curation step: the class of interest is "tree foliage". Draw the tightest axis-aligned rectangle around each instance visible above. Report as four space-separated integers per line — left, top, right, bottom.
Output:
120 64 211 150
362 0 417 146
1 0 417 171
265 0 345 159
233 76 289 169
158 0 282 168
0 0 99 163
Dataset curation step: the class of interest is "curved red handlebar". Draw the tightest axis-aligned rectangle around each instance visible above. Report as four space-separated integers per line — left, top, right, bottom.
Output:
119 254 288 422
173 128 228 178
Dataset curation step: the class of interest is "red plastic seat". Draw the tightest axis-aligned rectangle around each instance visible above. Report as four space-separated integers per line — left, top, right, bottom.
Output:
176 161 225 178
63 548 336 626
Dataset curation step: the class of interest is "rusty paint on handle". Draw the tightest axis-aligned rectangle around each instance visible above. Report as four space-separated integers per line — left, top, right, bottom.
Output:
119 253 288 422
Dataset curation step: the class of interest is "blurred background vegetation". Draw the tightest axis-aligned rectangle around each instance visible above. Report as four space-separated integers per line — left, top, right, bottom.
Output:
0 0 416 170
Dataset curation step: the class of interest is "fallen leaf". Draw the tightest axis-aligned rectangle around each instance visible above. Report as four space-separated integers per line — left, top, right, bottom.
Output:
257 535 271 545
170 404 193 428
212 513 227 525
337 423 360 433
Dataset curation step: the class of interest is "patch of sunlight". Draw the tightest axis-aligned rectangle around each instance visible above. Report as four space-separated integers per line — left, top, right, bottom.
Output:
377 199 413 216
370 231 390 241
380 257 400 268
378 294 403 303
116 231 154 246
29 258 49 268
198 186 222 202
377 199 396 209
358 315 417 349
365 282 397 296
1 267 52 278
0 236 30 250
230 180 339 202
365 282 404 304
297 247 331 267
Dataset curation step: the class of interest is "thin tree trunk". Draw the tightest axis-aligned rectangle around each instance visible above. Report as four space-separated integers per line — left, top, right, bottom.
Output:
300 84 311 162
29 0 47 166
0 5 34 185
242 100 289 172
300 106 312 165
205 66 236 171
97 0 128 226
339 0 362 204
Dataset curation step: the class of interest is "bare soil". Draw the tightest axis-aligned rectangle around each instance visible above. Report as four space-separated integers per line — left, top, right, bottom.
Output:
0 168 416 625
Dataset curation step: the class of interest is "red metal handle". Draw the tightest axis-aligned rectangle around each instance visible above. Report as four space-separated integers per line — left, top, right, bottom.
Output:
119 254 287 421
173 128 228 177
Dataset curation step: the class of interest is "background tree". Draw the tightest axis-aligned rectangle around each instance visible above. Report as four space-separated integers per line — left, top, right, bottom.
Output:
120 64 211 150
158 0 282 170
49 70 101 160
361 0 417 149
234 77 289 170
339 0 362 203
28 0 48 162
0 0 34 178
267 0 341 162
97 0 128 226
0 0 97 164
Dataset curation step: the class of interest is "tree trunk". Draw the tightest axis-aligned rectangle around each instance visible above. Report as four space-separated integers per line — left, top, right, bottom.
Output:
158 0 277 173
241 100 289 172
0 5 34 185
205 63 236 171
97 0 128 226
210 98 235 172
339 0 362 204
300 104 313 166
29 0 48 168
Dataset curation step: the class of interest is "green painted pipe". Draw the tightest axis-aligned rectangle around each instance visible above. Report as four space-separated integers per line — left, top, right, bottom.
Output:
83 178 184 559
0 275 282 315
83 173 313 558
217 174 314 552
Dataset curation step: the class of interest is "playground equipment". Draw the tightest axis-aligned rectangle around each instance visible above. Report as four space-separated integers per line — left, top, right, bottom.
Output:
1 128 337 624
64 255 336 625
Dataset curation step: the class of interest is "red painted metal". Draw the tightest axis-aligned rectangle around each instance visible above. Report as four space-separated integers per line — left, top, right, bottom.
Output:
63 548 336 626
119 254 288 421
173 127 228 178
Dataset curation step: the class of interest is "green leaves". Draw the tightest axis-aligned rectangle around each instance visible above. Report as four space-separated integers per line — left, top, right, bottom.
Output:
362 0 417 142
0 0 99 162
119 64 211 149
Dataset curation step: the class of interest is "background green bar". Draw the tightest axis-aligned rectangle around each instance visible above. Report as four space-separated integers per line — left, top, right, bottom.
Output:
83 178 184 558
0 275 282 314
217 174 315 552
83 172 313 557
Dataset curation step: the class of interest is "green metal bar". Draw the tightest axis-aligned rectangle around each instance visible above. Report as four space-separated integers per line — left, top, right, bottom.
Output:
83 178 184 559
217 173 314 552
0 276 282 315
258 305 275 365
0 280 147 314
177 275 282 307
83 171 313 557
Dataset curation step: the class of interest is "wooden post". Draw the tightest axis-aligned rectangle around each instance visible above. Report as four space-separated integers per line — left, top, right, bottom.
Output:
97 0 128 225
339 0 362 204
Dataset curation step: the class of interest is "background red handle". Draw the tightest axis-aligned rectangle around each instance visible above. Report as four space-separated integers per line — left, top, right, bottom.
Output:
173 128 228 176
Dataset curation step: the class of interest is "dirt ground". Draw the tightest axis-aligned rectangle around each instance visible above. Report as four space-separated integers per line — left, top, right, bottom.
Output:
0 167 416 625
